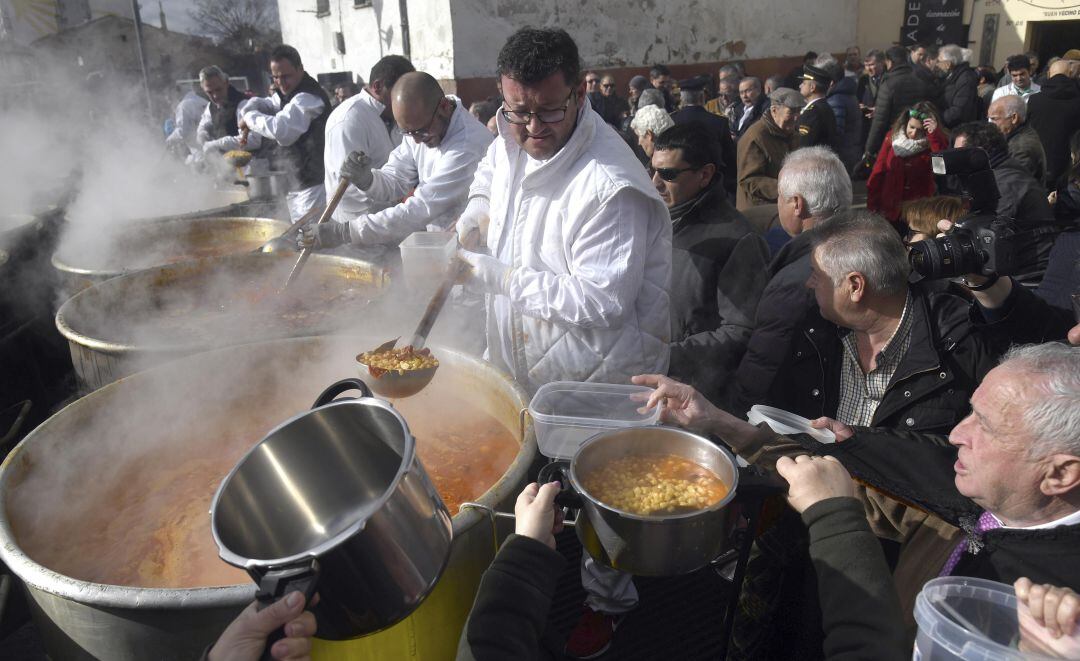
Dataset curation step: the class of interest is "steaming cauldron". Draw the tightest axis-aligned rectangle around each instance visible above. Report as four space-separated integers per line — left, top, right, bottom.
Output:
0 335 536 661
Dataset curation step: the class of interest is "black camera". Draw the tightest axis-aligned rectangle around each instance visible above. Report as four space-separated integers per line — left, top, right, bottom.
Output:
908 148 1017 279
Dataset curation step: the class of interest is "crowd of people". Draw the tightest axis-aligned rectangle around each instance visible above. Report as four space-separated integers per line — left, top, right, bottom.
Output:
165 26 1080 661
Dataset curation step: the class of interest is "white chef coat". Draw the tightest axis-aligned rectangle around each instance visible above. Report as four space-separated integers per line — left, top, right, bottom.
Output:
165 91 207 156
240 91 325 149
323 89 400 222
346 96 493 246
991 82 1041 104
197 101 263 154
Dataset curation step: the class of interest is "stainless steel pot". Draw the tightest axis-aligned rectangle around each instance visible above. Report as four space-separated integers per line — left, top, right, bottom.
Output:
543 426 785 577
211 378 453 640
247 175 273 200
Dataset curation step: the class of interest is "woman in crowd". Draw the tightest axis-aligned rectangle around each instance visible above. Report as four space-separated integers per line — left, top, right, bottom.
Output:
867 102 949 226
899 195 964 245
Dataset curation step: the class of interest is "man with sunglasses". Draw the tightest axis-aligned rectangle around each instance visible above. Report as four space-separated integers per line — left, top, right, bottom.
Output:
300 71 492 251
453 27 671 658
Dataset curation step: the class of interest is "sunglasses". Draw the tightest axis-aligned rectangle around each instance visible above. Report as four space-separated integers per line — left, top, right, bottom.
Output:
650 166 698 182
908 109 929 120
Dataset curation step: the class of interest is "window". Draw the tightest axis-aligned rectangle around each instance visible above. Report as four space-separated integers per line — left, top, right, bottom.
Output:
316 0 330 16
354 0 371 7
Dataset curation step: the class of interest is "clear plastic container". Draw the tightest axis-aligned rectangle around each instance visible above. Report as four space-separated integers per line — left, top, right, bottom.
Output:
528 381 660 460
399 231 456 290
746 405 835 444
913 577 1070 660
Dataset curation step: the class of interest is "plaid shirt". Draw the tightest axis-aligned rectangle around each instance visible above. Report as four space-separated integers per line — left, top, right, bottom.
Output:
835 293 914 426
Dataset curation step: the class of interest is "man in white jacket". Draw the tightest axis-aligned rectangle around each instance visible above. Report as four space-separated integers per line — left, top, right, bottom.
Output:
323 55 414 223
301 71 492 250
453 27 672 658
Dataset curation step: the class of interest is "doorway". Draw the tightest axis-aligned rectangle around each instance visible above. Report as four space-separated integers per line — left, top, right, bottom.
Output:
1028 19 1080 73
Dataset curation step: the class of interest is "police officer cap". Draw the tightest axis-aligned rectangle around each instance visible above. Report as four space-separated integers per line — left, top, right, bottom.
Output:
800 64 832 86
678 74 711 91
768 87 806 109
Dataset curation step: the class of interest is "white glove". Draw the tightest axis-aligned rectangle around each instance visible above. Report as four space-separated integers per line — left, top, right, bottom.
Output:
458 249 511 295
456 196 490 249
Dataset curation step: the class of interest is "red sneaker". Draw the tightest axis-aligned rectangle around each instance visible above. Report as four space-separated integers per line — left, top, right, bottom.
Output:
564 606 625 659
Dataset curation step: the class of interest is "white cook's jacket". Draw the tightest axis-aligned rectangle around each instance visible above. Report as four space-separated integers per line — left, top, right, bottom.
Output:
474 97 672 393
324 89 400 222
348 96 492 245
240 92 325 148
197 102 263 154
165 91 207 156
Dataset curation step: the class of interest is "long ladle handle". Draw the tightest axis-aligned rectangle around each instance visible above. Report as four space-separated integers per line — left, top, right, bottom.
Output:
407 228 479 350
283 176 351 290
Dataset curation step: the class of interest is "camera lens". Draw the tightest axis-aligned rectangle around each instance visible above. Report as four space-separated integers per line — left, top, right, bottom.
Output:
908 232 985 279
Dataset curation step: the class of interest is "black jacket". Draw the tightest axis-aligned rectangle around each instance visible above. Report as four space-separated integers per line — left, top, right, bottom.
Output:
669 184 770 405
1006 123 1048 186
797 98 839 151
1027 74 1080 186
865 64 937 157
940 63 980 128
207 85 246 140
733 96 769 139
825 76 863 170
272 73 331 189
989 153 1058 280
731 229 816 413
671 105 738 196
767 283 1000 434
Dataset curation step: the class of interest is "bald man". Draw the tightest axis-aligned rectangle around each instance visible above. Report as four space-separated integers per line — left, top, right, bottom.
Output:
301 71 493 250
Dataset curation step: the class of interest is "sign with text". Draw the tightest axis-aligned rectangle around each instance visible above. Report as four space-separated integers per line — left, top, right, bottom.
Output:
900 0 967 47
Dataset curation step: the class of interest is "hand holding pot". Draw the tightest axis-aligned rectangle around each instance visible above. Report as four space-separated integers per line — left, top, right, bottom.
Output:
515 482 563 550
209 591 318 661
774 455 854 514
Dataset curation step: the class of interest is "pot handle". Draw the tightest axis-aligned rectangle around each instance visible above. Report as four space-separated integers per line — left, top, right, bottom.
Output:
537 461 583 509
312 378 373 408
736 466 789 498
252 559 321 661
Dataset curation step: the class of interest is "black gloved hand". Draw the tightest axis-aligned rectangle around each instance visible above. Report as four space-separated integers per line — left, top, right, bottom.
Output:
297 222 352 250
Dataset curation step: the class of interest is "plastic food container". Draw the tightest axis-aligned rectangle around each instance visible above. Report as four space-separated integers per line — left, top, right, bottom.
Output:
529 382 660 460
913 576 1073 660
400 231 456 290
746 405 835 444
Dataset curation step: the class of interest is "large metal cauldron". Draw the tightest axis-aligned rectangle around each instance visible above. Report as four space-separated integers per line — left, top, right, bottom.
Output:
55 252 387 391
0 335 536 661
50 214 284 296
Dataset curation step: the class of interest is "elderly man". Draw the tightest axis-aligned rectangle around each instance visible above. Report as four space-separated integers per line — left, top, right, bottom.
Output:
988 94 1048 184
671 75 737 196
1028 59 1080 186
736 87 803 211
769 210 999 434
651 123 769 404
301 71 491 251
993 54 1042 104
196 66 261 159
864 46 937 163
628 104 673 158
638 341 1080 653
730 147 851 413
935 44 980 128
796 63 839 150
707 78 740 126
239 45 330 220
732 76 767 139
453 28 671 658
322 55 414 224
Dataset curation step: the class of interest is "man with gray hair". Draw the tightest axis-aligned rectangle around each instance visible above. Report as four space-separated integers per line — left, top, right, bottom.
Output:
730 146 851 412
767 210 1000 434
988 94 1047 184
935 44 979 128
628 104 673 158
732 76 767 139
736 87 803 211
196 66 262 159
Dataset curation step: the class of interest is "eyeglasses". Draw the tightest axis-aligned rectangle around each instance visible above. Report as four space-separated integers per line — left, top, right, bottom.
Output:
401 103 441 138
650 166 698 182
500 90 575 125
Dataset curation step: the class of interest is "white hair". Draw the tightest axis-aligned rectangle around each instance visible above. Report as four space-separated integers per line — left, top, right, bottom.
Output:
680 88 706 105
199 65 228 83
814 53 838 68
961 47 973 63
994 93 1027 122
999 343 1080 458
630 104 674 138
811 210 910 295
939 45 963 66
778 146 853 218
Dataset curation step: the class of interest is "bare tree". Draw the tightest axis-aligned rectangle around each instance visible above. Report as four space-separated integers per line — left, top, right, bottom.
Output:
189 0 281 50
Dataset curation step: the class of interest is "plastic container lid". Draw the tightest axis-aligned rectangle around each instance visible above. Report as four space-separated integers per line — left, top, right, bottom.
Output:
913 576 1070 660
529 382 660 460
746 405 835 444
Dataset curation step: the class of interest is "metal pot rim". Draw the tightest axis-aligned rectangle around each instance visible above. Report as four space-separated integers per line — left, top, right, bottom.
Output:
567 426 741 522
209 398 419 570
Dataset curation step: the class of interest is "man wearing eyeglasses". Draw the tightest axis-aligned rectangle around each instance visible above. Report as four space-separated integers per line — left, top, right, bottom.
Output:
299 71 492 251
452 28 672 657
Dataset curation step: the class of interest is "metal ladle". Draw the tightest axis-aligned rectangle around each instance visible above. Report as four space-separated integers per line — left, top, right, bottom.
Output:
254 205 322 254
283 176 351 290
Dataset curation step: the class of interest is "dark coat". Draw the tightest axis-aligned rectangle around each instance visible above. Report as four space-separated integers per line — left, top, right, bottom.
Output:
865 63 937 158
766 283 1001 435
797 98 839 151
971 274 1076 347
730 229 816 413
671 105 738 196
940 63 980 128
736 111 797 211
1006 123 1048 185
857 73 883 108
668 184 770 405
1027 74 1080 186
733 96 769 139
825 76 863 169
989 154 1057 280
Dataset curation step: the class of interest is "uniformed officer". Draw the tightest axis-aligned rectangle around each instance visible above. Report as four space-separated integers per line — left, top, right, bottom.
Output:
797 64 839 150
